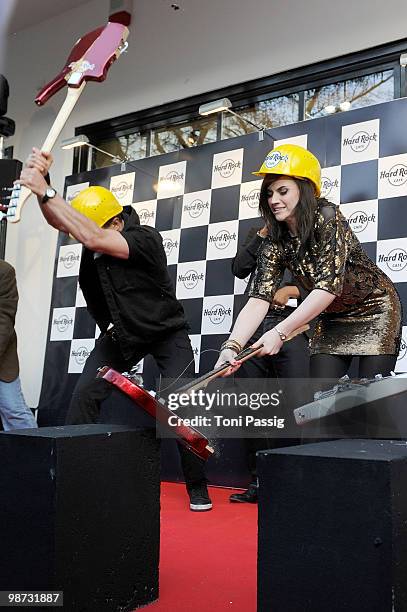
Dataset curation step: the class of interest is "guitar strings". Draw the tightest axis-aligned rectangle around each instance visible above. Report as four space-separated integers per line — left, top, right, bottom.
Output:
157 348 222 396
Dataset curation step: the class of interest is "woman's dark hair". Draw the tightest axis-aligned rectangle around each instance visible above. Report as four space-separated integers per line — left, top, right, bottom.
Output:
258 174 318 255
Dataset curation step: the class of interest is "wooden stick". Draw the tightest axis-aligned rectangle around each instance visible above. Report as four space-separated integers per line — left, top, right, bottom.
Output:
176 323 310 395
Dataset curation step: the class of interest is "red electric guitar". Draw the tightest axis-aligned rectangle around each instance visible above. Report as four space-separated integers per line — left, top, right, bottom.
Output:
98 325 309 461
97 345 263 461
1 21 129 223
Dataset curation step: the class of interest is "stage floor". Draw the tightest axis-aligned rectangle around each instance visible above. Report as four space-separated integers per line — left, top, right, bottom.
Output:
147 482 257 612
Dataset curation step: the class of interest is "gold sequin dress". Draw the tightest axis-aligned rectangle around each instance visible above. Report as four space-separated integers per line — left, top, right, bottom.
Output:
249 200 402 355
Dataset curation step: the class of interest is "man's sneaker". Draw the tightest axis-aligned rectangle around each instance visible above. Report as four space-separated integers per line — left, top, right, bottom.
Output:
187 481 213 512
229 482 258 504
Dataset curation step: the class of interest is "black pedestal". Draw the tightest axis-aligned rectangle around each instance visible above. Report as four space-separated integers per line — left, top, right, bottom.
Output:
0 425 160 611
257 439 407 612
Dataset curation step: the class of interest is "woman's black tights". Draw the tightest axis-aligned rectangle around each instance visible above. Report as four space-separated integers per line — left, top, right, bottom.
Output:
310 354 397 380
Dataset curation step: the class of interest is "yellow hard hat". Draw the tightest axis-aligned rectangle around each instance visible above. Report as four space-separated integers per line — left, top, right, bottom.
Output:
253 144 321 197
70 186 123 227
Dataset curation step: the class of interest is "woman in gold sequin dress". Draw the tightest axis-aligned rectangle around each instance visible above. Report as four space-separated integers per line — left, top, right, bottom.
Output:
216 144 402 379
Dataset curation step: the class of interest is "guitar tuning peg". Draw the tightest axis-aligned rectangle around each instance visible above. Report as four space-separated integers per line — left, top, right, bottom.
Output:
119 41 129 55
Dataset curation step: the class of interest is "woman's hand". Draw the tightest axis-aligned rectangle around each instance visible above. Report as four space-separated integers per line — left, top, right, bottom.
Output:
252 328 283 357
214 349 242 376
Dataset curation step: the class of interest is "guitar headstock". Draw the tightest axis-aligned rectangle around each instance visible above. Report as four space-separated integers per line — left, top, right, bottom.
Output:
0 184 30 224
35 21 129 105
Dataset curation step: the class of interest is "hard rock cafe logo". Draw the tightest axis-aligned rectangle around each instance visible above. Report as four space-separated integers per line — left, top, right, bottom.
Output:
348 211 375 233
343 131 377 153
53 315 73 333
264 151 289 169
241 188 260 209
163 237 179 257
184 198 209 219
178 270 204 290
111 181 133 200
204 304 232 325
161 170 184 184
67 189 82 203
59 252 80 269
378 248 407 272
398 335 407 361
71 346 91 365
214 159 241 179
380 164 407 187
138 208 155 224
208 230 237 250
321 177 339 197
69 60 95 73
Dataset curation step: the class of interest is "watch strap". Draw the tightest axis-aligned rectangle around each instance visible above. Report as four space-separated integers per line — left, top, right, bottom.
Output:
274 326 287 341
41 187 56 204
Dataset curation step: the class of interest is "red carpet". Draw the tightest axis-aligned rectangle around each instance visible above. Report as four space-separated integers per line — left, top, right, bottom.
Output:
148 482 258 612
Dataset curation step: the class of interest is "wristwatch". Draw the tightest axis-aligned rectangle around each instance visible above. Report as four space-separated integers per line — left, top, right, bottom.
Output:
41 187 57 204
273 326 287 341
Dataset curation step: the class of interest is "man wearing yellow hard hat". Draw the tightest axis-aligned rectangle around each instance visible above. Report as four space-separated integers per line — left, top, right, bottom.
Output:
217 143 401 381
19 148 212 512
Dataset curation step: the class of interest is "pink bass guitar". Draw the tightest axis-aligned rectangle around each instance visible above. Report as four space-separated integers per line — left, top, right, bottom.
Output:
2 21 129 223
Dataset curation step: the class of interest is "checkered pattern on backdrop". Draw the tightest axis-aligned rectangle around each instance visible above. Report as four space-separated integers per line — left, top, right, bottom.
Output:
38 97 407 416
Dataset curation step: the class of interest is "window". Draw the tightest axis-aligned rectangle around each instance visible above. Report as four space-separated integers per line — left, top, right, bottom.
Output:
222 94 300 139
304 70 394 119
150 116 217 156
76 38 406 172
92 132 148 169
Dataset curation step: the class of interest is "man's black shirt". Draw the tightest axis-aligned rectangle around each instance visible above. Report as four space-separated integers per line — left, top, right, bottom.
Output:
79 208 187 360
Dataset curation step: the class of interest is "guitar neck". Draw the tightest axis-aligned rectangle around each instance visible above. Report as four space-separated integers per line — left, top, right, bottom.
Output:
175 346 261 395
174 324 310 396
7 83 86 224
41 82 86 152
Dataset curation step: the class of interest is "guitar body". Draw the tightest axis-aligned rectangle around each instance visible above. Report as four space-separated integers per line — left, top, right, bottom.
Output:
35 22 129 105
34 26 104 105
98 367 214 461
96 330 307 460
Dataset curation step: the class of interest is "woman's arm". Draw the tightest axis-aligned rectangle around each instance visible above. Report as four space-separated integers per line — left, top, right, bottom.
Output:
214 297 270 369
252 288 335 356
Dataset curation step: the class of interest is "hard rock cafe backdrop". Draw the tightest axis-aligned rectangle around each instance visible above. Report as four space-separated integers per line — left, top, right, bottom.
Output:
38 98 407 484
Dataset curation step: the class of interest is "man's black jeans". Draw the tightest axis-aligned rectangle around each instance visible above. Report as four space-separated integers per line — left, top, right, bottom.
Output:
65 326 206 486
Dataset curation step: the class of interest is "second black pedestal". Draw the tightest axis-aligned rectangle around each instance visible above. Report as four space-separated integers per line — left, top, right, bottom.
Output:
257 439 407 612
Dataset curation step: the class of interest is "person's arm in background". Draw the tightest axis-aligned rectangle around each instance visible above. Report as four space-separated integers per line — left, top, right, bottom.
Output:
272 284 300 306
231 224 268 278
